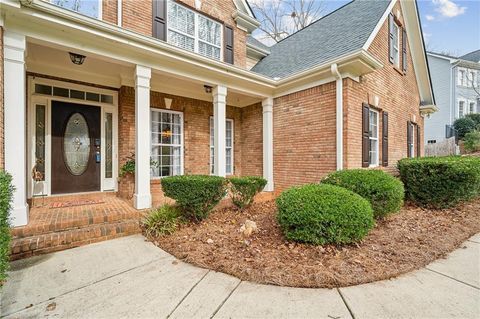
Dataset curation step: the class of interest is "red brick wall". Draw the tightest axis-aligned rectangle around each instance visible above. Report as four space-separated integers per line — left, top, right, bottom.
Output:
117 86 259 204
111 0 247 68
273 83 337 191
241 102 263 176
0 27 4 170
344 0 423 170
102 0 118 24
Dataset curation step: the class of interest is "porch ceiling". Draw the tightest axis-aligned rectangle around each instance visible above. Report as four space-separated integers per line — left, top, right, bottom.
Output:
26 41 261 107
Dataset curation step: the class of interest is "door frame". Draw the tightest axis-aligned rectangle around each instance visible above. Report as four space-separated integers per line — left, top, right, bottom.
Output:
27 76 119 198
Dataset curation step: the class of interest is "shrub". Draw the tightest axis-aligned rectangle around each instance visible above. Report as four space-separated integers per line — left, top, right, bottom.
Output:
0 171 14 286
276 184 374 245
464 130 480 153
454 117 476 139
466 113 480 128
397 156 480 208
322 169 404 219
229 176 267 209
143 204 183 237
161 175 227 220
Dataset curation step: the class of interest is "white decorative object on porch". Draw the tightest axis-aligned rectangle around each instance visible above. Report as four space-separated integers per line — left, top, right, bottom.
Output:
134 65 152 210
262 97 274 192
4 30 29 226
213 85 227 177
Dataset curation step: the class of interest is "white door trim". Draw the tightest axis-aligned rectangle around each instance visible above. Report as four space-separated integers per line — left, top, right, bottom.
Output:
27 76 119 198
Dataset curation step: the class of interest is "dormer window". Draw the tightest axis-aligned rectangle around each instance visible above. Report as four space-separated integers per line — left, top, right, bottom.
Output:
167 1 222 60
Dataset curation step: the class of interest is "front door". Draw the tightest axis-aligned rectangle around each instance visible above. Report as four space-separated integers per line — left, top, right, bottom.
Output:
51 101 101 194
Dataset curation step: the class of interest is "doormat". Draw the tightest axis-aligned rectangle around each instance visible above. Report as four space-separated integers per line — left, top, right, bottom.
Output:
50 199 105 209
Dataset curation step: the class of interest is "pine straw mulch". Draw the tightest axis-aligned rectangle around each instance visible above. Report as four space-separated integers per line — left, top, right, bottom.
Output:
150 198 480 288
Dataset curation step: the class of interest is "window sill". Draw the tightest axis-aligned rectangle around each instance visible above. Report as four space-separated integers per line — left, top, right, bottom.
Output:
393 66 404 76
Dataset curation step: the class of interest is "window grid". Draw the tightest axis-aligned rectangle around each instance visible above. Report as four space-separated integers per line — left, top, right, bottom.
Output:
210 118 234 175
459 101 465 118
150 109 183 178
368 109 379 167
392 22 400 68
167 0 222 60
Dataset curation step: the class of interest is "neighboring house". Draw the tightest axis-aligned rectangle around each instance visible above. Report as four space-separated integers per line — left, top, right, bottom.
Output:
425 50 480 144
0 0 435 228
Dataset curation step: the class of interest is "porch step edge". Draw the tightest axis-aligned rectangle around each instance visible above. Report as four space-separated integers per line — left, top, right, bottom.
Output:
9 219 142 261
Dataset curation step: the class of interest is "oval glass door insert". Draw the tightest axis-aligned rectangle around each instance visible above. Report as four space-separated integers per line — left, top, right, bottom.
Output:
64 113 90 175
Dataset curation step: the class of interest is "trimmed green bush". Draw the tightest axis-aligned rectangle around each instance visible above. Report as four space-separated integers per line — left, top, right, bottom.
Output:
322 169 404 219
466 113 480 128
161 175 227 220
229 176 267 209
276 184 374 245
143 204 183 237
464 130 480 153
397 156 480 208
0 171 14 286
454 117 476 139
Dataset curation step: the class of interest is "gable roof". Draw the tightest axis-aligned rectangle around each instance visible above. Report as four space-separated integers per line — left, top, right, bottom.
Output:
251 0 391 79
460 49 480 63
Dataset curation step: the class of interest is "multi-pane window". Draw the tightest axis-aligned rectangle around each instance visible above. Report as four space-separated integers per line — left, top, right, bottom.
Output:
151 109 183 178
469 71 476 87
459 101 465 118
167 1 222 60
368 109 379 166
51 0 101 19
409 122 415 158
458 69 466 86
470 102 476 114
392 22 400 68
210 118 234 175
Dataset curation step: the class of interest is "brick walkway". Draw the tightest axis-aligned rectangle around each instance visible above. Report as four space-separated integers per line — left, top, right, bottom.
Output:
10 193 143 260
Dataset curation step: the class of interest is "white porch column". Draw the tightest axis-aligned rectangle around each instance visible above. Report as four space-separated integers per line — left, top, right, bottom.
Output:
133 65 152 209
4 31 28 227
213 85 227 177
262 98 274 192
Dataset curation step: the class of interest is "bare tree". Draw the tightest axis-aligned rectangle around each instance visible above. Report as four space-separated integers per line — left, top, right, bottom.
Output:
250 0 325 44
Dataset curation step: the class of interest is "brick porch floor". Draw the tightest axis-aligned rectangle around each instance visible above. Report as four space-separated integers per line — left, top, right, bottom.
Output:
10 193 144 260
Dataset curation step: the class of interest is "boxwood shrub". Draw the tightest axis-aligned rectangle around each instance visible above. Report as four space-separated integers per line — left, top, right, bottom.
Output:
397 156 480 208
276 184 374 245
229 176 267 209
0 171 14 286
322 169 404 219
161 175 227 220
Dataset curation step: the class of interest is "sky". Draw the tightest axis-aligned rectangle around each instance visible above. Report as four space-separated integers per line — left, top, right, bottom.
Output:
253 0 480 57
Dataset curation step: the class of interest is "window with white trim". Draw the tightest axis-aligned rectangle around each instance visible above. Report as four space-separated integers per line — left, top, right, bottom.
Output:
368 109 379 166
470 101 476 114
458 69 466 86
50 0 102 19
469 71 476 87
409 122 415 158
459 100 465 118
167 0 222 60
150 109 183 178
392 21 400 68
210 118 234 175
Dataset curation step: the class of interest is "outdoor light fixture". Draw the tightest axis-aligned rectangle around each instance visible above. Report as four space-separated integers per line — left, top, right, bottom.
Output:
204 85 213 94
69 52 86 65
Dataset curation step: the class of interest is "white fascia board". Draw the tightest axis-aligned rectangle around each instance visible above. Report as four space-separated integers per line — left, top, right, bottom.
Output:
427 52 458 63
362 0 398 50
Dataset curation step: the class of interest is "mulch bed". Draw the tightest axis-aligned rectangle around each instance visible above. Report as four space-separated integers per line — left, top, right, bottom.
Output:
150 198 480 288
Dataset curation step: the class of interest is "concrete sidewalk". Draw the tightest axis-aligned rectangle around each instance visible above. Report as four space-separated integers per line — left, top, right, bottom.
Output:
1 234 479 319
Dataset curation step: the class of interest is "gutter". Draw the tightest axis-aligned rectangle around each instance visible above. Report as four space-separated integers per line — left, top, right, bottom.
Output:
331 63 343 171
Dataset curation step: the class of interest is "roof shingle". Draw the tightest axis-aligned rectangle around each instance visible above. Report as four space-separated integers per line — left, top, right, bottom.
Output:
251 0 391 79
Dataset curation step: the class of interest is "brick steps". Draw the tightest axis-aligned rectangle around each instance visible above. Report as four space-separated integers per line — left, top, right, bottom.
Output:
11 210 141 239
10 219 142 261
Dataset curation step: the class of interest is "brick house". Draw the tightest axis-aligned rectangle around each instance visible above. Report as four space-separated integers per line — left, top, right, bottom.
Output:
1 0 436 229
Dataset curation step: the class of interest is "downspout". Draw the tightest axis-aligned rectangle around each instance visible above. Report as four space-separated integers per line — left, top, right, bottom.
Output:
117 0 122 27
331 63 343 171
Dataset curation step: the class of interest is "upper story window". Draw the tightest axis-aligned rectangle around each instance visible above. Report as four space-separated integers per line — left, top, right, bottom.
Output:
458 69 466 86
167 1 222 60
392 22 400 68
50 0 101 19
